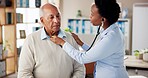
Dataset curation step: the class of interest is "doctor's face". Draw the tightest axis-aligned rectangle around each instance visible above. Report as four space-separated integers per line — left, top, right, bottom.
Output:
90 4 102 26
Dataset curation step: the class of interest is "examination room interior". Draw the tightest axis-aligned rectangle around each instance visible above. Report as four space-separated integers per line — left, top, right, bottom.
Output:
0 0 148 78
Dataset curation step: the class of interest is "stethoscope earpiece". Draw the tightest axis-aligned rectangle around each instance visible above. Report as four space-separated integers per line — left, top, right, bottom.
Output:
102 18 104 21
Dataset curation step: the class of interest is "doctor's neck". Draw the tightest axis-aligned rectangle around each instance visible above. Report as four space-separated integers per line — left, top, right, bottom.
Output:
101 21 109 30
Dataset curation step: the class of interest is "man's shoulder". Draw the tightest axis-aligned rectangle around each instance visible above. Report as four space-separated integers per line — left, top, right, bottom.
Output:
26 29 41 40
64 32 73 38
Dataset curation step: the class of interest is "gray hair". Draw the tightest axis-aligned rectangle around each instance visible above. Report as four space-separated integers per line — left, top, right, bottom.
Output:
39 3 61 18
39 8 44 18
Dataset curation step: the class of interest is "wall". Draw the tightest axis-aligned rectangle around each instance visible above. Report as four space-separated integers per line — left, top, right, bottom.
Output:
132 3 148 52
117 0 148 18
60 0 148 28
60 0 93 28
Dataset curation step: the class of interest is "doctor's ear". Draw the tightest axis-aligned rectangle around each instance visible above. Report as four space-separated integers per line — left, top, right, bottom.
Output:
102 18 107 22
102 18 104 21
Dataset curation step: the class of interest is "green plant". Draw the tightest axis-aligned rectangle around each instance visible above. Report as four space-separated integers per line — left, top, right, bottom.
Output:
134 50 140 56
64 27 72 33
143 48 148 53
76 10 82 17
3 40 12 52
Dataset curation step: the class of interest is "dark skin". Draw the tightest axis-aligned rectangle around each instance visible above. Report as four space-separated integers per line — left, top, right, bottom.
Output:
71 33 83 46
50 4 109 46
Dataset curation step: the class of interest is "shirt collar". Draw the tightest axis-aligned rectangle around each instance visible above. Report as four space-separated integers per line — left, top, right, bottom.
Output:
41 27 66 40
100 24 117 37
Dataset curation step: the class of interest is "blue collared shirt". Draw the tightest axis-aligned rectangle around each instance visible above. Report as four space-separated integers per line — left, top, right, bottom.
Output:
62 24 129 78
41 28 66 40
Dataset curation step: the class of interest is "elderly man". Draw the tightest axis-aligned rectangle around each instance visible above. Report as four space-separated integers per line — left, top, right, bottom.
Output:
17 3 85 78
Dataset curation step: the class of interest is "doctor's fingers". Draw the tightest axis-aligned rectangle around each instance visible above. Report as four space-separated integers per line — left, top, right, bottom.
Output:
71 33 79 40
50 36 63 44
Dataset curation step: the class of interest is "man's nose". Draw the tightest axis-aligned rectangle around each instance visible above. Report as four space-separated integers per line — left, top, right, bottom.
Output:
89 15 92 19
53 17 60 23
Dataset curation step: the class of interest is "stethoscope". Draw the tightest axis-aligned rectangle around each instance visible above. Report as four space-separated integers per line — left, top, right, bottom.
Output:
86 26 101 51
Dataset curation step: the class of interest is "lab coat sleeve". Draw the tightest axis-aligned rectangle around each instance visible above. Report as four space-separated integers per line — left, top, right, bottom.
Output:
81 43 90 51
63 32 120 64
17 35 35 78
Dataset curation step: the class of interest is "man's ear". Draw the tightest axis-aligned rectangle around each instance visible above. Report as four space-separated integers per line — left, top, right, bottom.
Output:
40 17 43 23
40 17 45 26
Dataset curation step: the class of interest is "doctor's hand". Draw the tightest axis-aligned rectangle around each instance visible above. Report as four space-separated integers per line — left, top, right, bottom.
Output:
50 36 65 46
71 33 84 46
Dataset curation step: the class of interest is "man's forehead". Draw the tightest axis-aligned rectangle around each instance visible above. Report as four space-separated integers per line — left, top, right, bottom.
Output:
44 12 60 16
43 8 59 14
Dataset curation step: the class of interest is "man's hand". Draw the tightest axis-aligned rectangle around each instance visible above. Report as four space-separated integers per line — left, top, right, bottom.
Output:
50 36 65 46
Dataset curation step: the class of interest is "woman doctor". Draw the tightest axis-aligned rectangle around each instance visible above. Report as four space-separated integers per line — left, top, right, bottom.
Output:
50 0 129 78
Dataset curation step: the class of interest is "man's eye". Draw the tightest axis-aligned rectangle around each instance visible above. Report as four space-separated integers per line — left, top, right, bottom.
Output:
49 16 54 19
91 13 93 16
56 15 60 18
